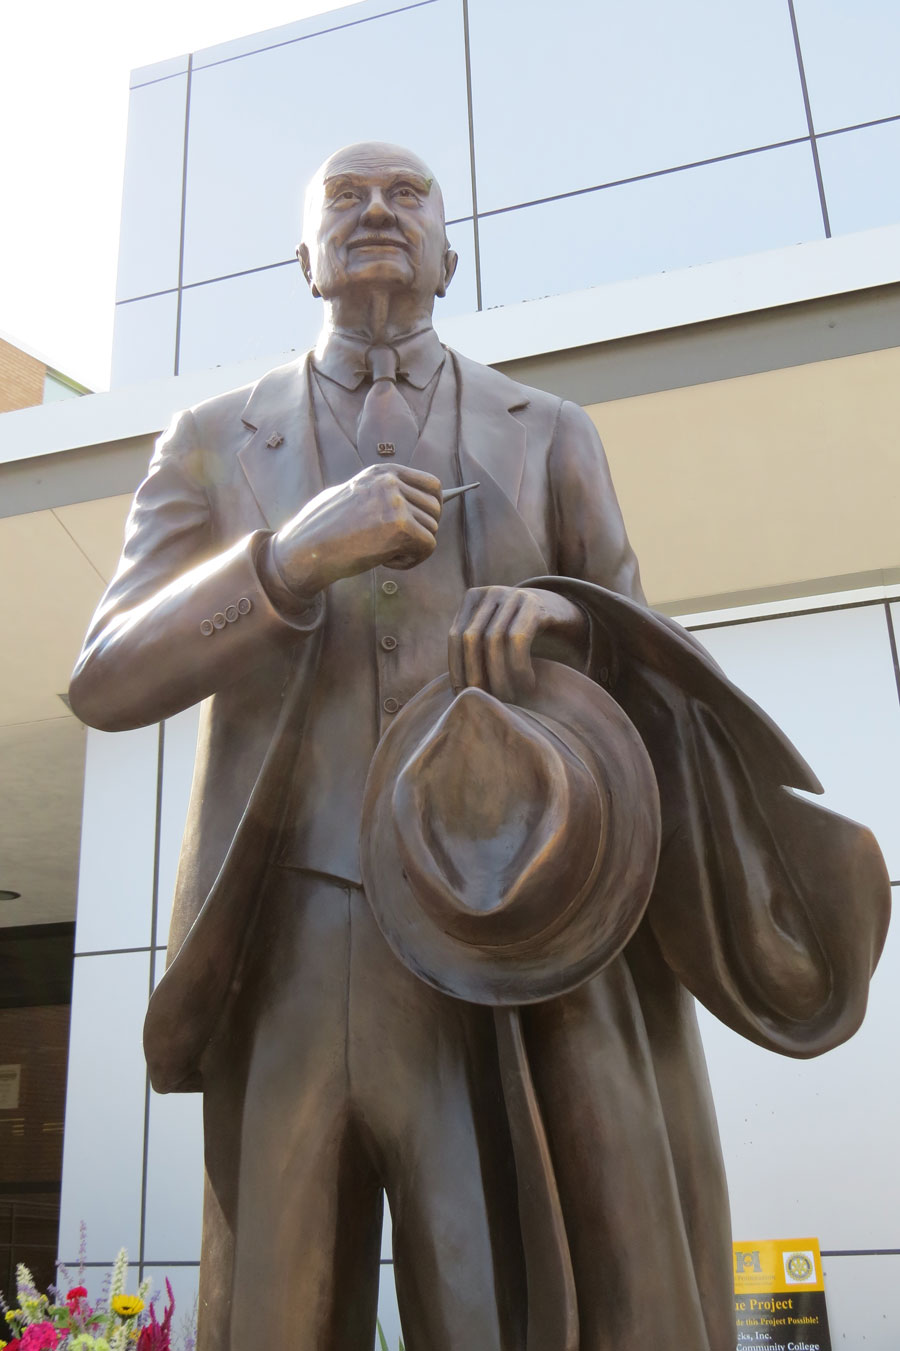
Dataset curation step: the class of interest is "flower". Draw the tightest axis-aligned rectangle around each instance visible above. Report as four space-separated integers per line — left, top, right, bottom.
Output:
111 1296 144 1319
19 1324 58 1350
66 1287 88 1307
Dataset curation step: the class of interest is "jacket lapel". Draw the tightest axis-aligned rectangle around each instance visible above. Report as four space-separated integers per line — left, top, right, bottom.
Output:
453 349 528 507
238 353 324 530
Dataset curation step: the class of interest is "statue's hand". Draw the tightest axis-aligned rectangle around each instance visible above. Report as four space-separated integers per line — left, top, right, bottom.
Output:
448 586 589 703
270 464 443 598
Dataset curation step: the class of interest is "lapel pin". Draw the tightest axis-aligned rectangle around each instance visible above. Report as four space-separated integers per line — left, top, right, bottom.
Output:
266 432 284 448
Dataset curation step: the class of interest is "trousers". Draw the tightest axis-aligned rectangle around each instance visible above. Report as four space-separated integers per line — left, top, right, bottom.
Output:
215 868 524 1350
199 869 732 1351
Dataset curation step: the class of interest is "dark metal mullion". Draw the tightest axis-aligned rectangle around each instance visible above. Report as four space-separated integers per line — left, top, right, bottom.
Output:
786 0 831 237
478 135 809 220
173 55 194 377
461 0 482 310
884 601 900 714
687 593 894 634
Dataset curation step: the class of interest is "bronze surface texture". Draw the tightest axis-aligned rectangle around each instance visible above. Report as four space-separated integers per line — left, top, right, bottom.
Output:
70 142 890 1351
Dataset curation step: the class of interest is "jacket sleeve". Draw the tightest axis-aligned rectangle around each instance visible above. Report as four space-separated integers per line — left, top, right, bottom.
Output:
548 400 646 605
536 401 890 1056
69 407 322 732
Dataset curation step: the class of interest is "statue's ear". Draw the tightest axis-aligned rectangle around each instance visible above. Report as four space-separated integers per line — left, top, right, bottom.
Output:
436 247 458 298
297 243 320 299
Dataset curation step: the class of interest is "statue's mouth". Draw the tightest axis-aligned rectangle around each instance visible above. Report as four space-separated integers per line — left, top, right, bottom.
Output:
348 235 409 252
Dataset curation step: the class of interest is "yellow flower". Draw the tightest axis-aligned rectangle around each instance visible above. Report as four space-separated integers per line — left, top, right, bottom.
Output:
111 1295 145 1318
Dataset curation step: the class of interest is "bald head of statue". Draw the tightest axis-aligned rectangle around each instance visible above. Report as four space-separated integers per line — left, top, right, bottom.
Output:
296 142 458 336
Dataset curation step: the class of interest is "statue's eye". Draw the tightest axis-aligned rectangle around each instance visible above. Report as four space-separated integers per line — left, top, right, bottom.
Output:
394 185 419 202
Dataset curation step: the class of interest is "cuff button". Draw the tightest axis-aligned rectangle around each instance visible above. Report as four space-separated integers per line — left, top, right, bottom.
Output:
237 597 252 615
213 612 227 629
224 604 238 623
200 619 214 636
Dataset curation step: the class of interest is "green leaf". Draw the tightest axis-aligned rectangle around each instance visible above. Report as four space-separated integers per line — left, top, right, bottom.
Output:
376 1318 390 1351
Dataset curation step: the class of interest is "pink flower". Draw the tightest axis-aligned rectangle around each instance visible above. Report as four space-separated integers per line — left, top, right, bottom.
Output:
19 1323 59 1350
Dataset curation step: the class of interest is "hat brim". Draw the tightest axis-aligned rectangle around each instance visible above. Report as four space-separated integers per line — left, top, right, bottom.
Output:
361 660 661 1005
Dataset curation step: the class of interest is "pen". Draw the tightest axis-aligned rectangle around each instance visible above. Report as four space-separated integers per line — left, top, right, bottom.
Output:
443 481 480 502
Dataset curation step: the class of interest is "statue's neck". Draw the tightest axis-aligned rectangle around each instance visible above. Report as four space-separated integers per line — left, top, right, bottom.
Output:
321 289 435 345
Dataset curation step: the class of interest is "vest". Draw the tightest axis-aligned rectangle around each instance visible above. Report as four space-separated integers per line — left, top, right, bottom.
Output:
277 357 471 884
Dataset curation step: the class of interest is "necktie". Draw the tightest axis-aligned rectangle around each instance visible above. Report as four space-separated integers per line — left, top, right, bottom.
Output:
356 345 420 465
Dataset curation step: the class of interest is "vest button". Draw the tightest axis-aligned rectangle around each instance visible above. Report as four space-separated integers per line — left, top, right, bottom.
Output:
381 580 398 596
383 697 400 714
381 635 398 651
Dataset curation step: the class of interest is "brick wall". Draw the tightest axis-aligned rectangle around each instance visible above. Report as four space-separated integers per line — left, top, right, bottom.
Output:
0 338 46 413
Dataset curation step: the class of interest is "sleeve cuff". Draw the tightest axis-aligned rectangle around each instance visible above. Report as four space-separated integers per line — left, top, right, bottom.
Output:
254 533 324 632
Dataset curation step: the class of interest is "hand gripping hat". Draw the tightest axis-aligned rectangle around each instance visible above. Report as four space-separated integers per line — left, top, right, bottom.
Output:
360 658 661 1005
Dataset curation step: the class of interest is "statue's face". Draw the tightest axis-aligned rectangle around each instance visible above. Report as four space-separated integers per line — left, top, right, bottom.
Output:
299 143 456 305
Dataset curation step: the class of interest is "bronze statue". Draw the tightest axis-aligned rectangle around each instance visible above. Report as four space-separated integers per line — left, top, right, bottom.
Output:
70 142 890 1351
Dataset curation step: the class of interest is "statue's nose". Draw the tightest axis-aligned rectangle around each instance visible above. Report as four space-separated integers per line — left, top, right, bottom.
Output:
360 191 394 226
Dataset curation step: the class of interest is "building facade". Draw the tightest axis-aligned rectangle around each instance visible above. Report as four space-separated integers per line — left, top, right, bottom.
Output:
1 1 898 1344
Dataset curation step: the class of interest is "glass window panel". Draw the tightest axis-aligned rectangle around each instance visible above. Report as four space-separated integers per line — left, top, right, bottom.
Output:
140 1267 200 1332
116 76 187 301
111 292 179 388
468 0 808 214
818 120 900 237
793 0 900 133
75 725 160 954
177 263 320 376
182 2 471 285
59 952 151 1262
696 604 900 877
192 0 422 69
478 143 823 309
156 705 202 948
376 1265 401 1350
144 1087 204 1262
130 54 190 88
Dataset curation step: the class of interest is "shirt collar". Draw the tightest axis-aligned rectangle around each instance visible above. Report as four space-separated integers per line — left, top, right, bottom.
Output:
313 325 446 391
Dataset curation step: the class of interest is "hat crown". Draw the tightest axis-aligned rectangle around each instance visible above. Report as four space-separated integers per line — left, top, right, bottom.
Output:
393 687 603 945
361 662 662 1005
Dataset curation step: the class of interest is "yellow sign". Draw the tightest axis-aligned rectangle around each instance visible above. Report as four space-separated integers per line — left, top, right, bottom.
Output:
733 1238 830 1350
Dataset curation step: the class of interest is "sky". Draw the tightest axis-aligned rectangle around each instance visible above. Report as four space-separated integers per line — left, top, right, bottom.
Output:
0 0 354 392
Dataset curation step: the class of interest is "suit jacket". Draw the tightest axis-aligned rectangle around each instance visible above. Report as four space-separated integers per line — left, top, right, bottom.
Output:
70 346 890 1099
70 347 646 1088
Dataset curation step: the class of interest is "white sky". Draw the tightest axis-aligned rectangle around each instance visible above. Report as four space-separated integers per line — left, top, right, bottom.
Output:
0 0 354 392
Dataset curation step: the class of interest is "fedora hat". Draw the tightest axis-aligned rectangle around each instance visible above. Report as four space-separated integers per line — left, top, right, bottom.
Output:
360 658 661 1005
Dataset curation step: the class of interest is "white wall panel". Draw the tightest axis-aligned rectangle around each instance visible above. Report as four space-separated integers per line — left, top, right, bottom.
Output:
821 1253 900 1349
59 952 151 1262
701 907 900 1249
696 604 900 876
75 725 160 954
